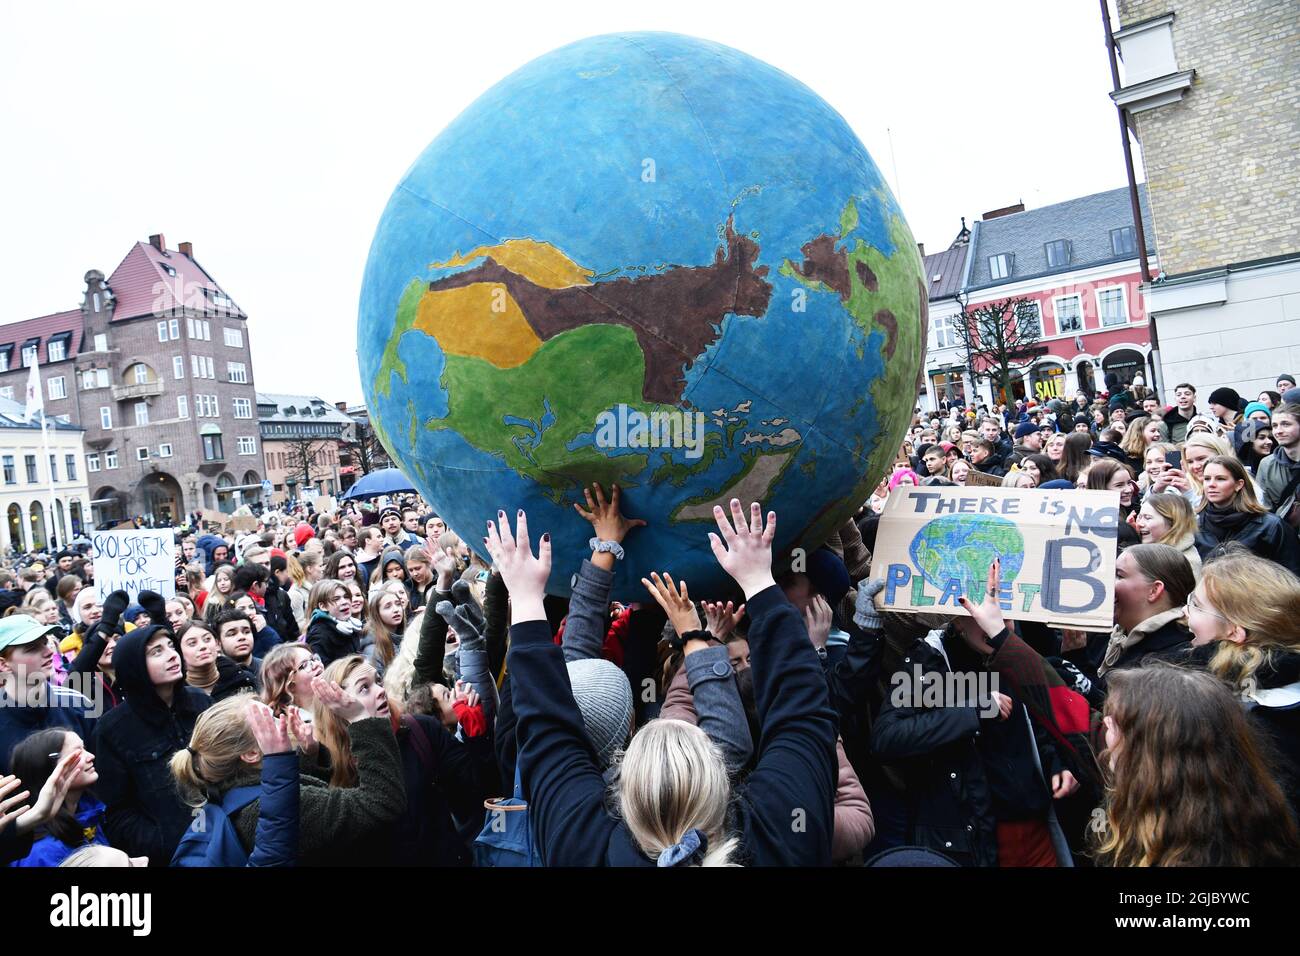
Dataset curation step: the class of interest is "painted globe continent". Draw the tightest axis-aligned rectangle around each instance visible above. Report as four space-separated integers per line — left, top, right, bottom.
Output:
910 515 1025 601
358 32 928 599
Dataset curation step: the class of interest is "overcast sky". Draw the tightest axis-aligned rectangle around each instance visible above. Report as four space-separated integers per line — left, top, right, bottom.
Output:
0 0 1137 405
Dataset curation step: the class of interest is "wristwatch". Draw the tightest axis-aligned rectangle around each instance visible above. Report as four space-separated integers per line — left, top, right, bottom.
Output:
589 537 625 560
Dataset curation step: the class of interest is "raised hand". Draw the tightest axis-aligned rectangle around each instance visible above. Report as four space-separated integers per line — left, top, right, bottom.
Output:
803 594 833 649
311 676 367 724
484 509 550 625
15 749 82 834
707 499 777 600
0 774 31 836
641 572 702 637
956 557 1007 640
574 482 647 544
702 600 745 641
246 699 293 755
286 706 318 757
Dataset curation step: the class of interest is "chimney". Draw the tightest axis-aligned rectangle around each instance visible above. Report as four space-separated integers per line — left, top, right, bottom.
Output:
917 242 926 258
149 233 166 252
178 241 193 258
334 401 349 412
982 203 1025 221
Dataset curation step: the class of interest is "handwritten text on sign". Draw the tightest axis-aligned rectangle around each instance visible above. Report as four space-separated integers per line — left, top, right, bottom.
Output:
92 530 176 602
869 486 1119 630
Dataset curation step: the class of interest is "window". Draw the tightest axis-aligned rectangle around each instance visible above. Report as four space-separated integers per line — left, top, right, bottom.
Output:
25 455 38 483
213 293 234 312
200 320 210 340
87 454 100 473
173 356 185 379
210 395 219 417
21 344 37 367
237 436 256 456
158 443 173 458
169 318 180 340
105 450 118 469
1017 301 1042 337
133 363 150 384
1111 226 1137 257
931 313 958 349
48 340 66 362
203 434 224 461
228 362 247 384
1054 294 1083 334
65 454 77 481
233 397 252 419
82 370 96 390
96 369 109 388
94 333 107 352
191 355 199 378
224 327 244 348
47 376 66 400
988 253 1012 280
1044 240 1071 269
136 447 150 461
93 293 101 312
50 455 58 481
205 356 215 379
0 353 7 372
2 456 13 484
161 263 176 277
1098 287 1129 327
158 321 169 343
0 387 12 401
100 406 112 430
135 401 149 426
178 394 189 419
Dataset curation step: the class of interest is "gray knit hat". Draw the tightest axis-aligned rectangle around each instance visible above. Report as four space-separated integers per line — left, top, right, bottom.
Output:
565 658 634 768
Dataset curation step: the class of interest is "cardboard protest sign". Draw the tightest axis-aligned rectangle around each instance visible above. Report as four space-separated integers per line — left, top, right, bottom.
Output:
201 509 228 529
962 469 1004 488
314 496 337 514
870 485 1119 630
92 529 176 602
227 516 259 533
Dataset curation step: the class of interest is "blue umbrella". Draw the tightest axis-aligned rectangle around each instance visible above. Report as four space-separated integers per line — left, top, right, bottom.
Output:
340 467 418 501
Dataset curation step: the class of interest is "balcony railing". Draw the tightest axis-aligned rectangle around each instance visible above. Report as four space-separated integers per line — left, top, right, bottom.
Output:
111 381 164 401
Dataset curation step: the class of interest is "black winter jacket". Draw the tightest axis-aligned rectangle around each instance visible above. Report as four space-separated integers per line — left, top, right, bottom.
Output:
92 625 212 865
306 612 361 667
1195 510 1300 578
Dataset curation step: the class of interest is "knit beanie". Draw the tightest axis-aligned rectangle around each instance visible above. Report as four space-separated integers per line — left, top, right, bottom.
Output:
1207 386 1242 411
1242 401 1271 421
1014 420 1038 439
565 658 634 768
1278 373 1296 390
293 524 315 548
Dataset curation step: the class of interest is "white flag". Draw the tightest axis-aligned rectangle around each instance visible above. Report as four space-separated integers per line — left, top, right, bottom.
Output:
23 353 42 423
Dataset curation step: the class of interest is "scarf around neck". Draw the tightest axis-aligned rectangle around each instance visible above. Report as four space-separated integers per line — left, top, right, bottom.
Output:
1200 503 1255 542
1101 606 1187 675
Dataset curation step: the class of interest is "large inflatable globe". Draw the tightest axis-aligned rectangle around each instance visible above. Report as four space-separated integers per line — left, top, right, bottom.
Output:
358 32 927 599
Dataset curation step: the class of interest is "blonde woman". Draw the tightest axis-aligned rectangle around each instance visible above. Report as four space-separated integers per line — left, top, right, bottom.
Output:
1185 552 1300 811
1129 492 1202 578
1119 415 1162 464
1194 455 1300 576
285 553 312 631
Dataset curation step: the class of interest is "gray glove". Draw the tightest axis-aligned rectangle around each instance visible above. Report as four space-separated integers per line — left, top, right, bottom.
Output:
854 579 886 631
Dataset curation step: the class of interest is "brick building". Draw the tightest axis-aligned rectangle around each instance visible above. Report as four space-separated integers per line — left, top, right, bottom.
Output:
0 235 265 526
1111 0 1300 394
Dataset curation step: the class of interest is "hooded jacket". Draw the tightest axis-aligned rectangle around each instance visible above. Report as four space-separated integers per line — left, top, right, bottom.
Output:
378 548 419 606
92 625 212 865
306 610 361 667
196 534 229 576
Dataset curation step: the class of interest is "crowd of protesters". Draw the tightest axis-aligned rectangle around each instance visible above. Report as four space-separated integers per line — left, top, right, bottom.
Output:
1 369 1298 868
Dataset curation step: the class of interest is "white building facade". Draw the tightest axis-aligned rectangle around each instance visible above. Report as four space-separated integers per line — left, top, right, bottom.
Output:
0 397 91 555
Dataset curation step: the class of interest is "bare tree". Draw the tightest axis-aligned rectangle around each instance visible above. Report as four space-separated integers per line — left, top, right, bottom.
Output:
953 296 1044 403
340 419 390 477
282 434 335 490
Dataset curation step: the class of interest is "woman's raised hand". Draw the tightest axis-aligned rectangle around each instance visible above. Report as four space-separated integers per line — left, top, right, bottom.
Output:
707 499 777 600
641 572 702 637
484 509 550 624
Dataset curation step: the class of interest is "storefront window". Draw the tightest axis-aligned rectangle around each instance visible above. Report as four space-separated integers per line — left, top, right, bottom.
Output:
1032 363 1066 402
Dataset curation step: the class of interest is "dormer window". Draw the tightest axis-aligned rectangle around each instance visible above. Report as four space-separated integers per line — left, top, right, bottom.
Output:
989 253 1013 281
1111 226 1137 256
1044 240 1071 268
161 264 177 277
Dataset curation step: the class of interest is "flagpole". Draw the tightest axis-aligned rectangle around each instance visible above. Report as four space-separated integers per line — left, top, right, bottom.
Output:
39 410 60 551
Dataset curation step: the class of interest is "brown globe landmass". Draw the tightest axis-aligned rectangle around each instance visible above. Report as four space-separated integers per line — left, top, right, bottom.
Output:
791 233 851 300
424 216 772 405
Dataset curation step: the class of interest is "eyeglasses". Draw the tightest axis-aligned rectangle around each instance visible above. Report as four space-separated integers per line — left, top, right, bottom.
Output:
1185 592 1227 622
295 654 322 673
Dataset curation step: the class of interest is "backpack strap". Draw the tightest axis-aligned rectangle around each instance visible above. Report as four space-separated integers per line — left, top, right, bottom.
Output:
402 713 435 776
222 785 263 814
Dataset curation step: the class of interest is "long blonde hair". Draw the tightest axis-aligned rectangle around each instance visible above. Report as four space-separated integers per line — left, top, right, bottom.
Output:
1201 552 1300 694
1142 492 1197 550
1183 433 1233 494
170 694 261 806
612 719 738 867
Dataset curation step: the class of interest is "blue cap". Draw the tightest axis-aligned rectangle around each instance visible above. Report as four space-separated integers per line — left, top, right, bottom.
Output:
0 616 61 653
1038 479 1077 490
